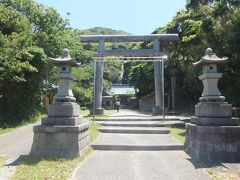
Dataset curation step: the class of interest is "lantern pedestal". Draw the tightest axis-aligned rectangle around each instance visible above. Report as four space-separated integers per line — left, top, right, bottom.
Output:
185 124 240 162
152 106 168 116
31 123 89 158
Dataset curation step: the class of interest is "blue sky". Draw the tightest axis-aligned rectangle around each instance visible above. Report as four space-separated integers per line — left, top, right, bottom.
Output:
36 0 186 34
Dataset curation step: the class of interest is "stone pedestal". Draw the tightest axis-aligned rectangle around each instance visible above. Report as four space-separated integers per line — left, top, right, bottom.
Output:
185 124 240 162
31 49 89 157
90 108 105 115
185 101 240 162
152 107 168 116
191 102 239 126
48 102 80 118
31 123 89 158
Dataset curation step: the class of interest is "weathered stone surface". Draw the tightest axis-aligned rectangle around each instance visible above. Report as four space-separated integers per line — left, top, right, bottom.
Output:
199 73 222 96
199 95 225 102
154 61 163 110
31 123 89 157
152 107 167 116
90 108 104 115
95 61 104 111
195 102 232 117
41 116 84 126
191 116 239 126
185 123 240 162
48 102 80 117
80 34 179 42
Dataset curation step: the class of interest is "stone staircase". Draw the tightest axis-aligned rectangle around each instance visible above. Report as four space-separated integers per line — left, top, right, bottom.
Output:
92 117 185 151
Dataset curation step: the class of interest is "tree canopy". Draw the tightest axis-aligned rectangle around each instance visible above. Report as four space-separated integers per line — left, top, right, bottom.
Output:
128 0 240 111
0 0 126 124
0 0 88 124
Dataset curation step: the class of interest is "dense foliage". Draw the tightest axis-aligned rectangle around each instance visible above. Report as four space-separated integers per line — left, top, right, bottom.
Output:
0 0 126 125
129 0 240 111
0 0 88 124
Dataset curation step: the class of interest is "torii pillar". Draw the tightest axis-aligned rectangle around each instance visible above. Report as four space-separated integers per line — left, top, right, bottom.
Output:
152 39 163 115
95 39 105 115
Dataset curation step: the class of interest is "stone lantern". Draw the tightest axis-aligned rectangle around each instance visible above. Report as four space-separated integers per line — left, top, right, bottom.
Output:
185 48 240 162
195 48 227 103
51 48 79 103
31 49 89 157
191 48 237 126
46 49 82 121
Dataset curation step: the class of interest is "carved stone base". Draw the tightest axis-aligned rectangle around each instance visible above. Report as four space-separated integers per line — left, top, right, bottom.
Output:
195 102 232 117
48 102 80 117
90 108 105 115
185 123 240 162
152 107 168 116
41 116 84 126
191 116 239 126
31 123 89 158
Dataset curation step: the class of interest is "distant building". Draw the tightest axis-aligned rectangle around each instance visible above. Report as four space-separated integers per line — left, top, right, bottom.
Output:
110 84 135 106
110 84 135 96
102 84 136 109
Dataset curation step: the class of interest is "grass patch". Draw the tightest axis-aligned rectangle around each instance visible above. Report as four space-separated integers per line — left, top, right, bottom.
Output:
89 123 101 142
80 109 90 117
11 148 93 180
104 109 117 115
0 111 46 135
0 156 8 168
11 122 100 180
206 169 238 180
169 126 186 144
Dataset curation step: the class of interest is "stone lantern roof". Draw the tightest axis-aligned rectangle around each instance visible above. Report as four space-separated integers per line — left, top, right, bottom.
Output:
50 48 80 67
193 48 228 66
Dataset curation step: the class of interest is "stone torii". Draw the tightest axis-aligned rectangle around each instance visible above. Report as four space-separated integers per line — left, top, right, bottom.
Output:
80 34 178 115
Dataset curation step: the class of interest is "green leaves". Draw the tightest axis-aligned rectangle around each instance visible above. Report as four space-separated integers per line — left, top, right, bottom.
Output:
129 62 154 97
0 0 85 124
129 0 240 109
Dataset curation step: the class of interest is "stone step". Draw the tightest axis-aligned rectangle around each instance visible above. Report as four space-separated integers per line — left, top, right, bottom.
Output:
93 145 184 151
92 133 183 151
98 121 185 128
95 118 181 122
99 126 170 134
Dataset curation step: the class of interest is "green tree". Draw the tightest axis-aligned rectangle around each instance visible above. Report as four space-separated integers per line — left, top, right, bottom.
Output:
129 0 240 111
0 0 90 125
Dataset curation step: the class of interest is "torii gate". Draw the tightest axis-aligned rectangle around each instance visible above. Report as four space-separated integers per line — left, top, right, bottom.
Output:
80 34 178 115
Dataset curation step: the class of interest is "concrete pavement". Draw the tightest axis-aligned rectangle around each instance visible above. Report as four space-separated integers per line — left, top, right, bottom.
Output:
73 109 210 180
74 151 210 180
0 121 40 180
0 122 39 157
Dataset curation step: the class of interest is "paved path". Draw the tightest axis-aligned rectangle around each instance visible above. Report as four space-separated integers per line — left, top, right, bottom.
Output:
0 121 41 180
0 122 39 157
74 109 210 180
74 151 209 180
97 109 190 121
